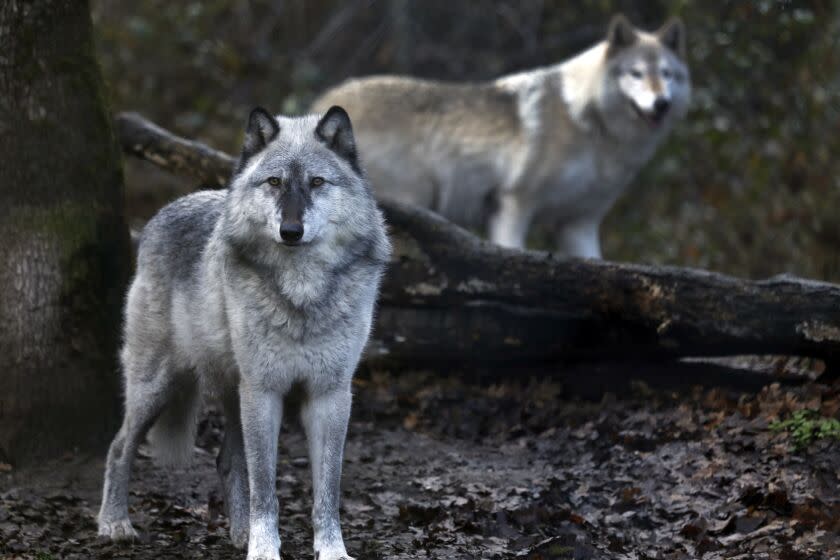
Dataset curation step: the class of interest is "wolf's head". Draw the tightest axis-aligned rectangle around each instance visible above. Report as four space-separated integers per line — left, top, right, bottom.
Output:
597 15 691 136
223 106 381 254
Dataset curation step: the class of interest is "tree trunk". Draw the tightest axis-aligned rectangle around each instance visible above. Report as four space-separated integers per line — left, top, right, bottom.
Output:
114 112 840 375
0 0 130 465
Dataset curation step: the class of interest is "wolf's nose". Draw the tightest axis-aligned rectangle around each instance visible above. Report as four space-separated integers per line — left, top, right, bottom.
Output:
280 223 304 242
653 97 671 117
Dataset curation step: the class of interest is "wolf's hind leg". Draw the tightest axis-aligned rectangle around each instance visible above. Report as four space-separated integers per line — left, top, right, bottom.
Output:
217 390 249 549
302 388 355 560
98 360 175 541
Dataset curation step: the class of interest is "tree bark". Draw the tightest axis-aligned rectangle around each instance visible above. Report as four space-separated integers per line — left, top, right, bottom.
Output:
0 1 130 464
114 112 840 371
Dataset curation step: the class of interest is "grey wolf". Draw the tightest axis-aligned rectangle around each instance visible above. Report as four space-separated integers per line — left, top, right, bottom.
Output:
312 14 690 258
97 106 390 560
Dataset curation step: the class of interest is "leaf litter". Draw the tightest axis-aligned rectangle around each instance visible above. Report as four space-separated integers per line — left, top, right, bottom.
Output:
0 367 838 559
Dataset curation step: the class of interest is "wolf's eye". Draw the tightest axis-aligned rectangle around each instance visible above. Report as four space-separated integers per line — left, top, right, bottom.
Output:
267 177 281 187
311 177 325 187
629 69 643 79
661 68 672 79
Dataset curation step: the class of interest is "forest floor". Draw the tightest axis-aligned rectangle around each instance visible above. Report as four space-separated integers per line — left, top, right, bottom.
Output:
1 364 838 560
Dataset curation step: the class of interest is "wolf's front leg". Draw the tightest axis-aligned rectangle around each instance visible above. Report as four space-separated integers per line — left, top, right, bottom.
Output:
301 388 355 560
240 385 283 560
554 219 602 259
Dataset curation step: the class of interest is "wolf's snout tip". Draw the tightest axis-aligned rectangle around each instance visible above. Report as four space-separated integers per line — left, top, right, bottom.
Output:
280 223 304 242
653 97 671 118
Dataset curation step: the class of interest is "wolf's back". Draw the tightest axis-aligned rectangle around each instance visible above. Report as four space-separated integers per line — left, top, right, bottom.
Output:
137 190 227 283
312 75 523 228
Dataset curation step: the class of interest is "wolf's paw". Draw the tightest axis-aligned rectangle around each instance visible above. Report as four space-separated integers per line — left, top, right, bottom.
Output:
98 518 139 542
246 543 281 560
246 552 281 560
315 547 355 560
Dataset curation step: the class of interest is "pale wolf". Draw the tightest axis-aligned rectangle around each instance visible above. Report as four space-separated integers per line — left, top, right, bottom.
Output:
97 106 390 560
312 15 690 258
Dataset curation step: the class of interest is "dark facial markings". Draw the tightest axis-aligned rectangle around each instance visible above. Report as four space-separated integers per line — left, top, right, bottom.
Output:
644 53 664 94
274 160 314 232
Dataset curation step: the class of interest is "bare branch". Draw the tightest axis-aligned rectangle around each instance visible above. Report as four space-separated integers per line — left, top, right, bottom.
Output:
116 112 234 189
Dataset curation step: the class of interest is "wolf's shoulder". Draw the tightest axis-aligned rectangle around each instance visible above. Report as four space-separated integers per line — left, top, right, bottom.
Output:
137 189 227 277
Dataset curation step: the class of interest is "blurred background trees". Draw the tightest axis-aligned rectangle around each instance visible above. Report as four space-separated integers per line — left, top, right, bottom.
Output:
93 0 840 280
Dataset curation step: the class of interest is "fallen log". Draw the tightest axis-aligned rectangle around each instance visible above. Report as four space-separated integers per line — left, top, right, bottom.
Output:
116 112 840 373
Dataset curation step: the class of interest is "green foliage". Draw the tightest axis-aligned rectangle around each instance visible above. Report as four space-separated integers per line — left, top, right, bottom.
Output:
548 544 575 557
606 0 840 281
770 409 840 451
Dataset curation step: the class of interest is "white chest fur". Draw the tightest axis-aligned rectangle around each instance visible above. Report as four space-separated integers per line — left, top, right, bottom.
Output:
537 136 647 222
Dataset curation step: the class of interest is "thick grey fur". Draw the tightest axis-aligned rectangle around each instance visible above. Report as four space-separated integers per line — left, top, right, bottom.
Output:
312 15 690 258
97 106 390 560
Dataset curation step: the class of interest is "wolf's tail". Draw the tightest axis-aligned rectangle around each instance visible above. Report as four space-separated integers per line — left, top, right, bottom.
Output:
147 376 200 468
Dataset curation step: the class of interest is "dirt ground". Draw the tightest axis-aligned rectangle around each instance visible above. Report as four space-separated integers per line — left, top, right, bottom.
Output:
1 365 838 560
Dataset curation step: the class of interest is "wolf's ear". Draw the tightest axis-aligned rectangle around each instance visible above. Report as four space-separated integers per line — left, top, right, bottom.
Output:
606 14 638 56
315 106 359 172
657 17 686 59
242 107 280 158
